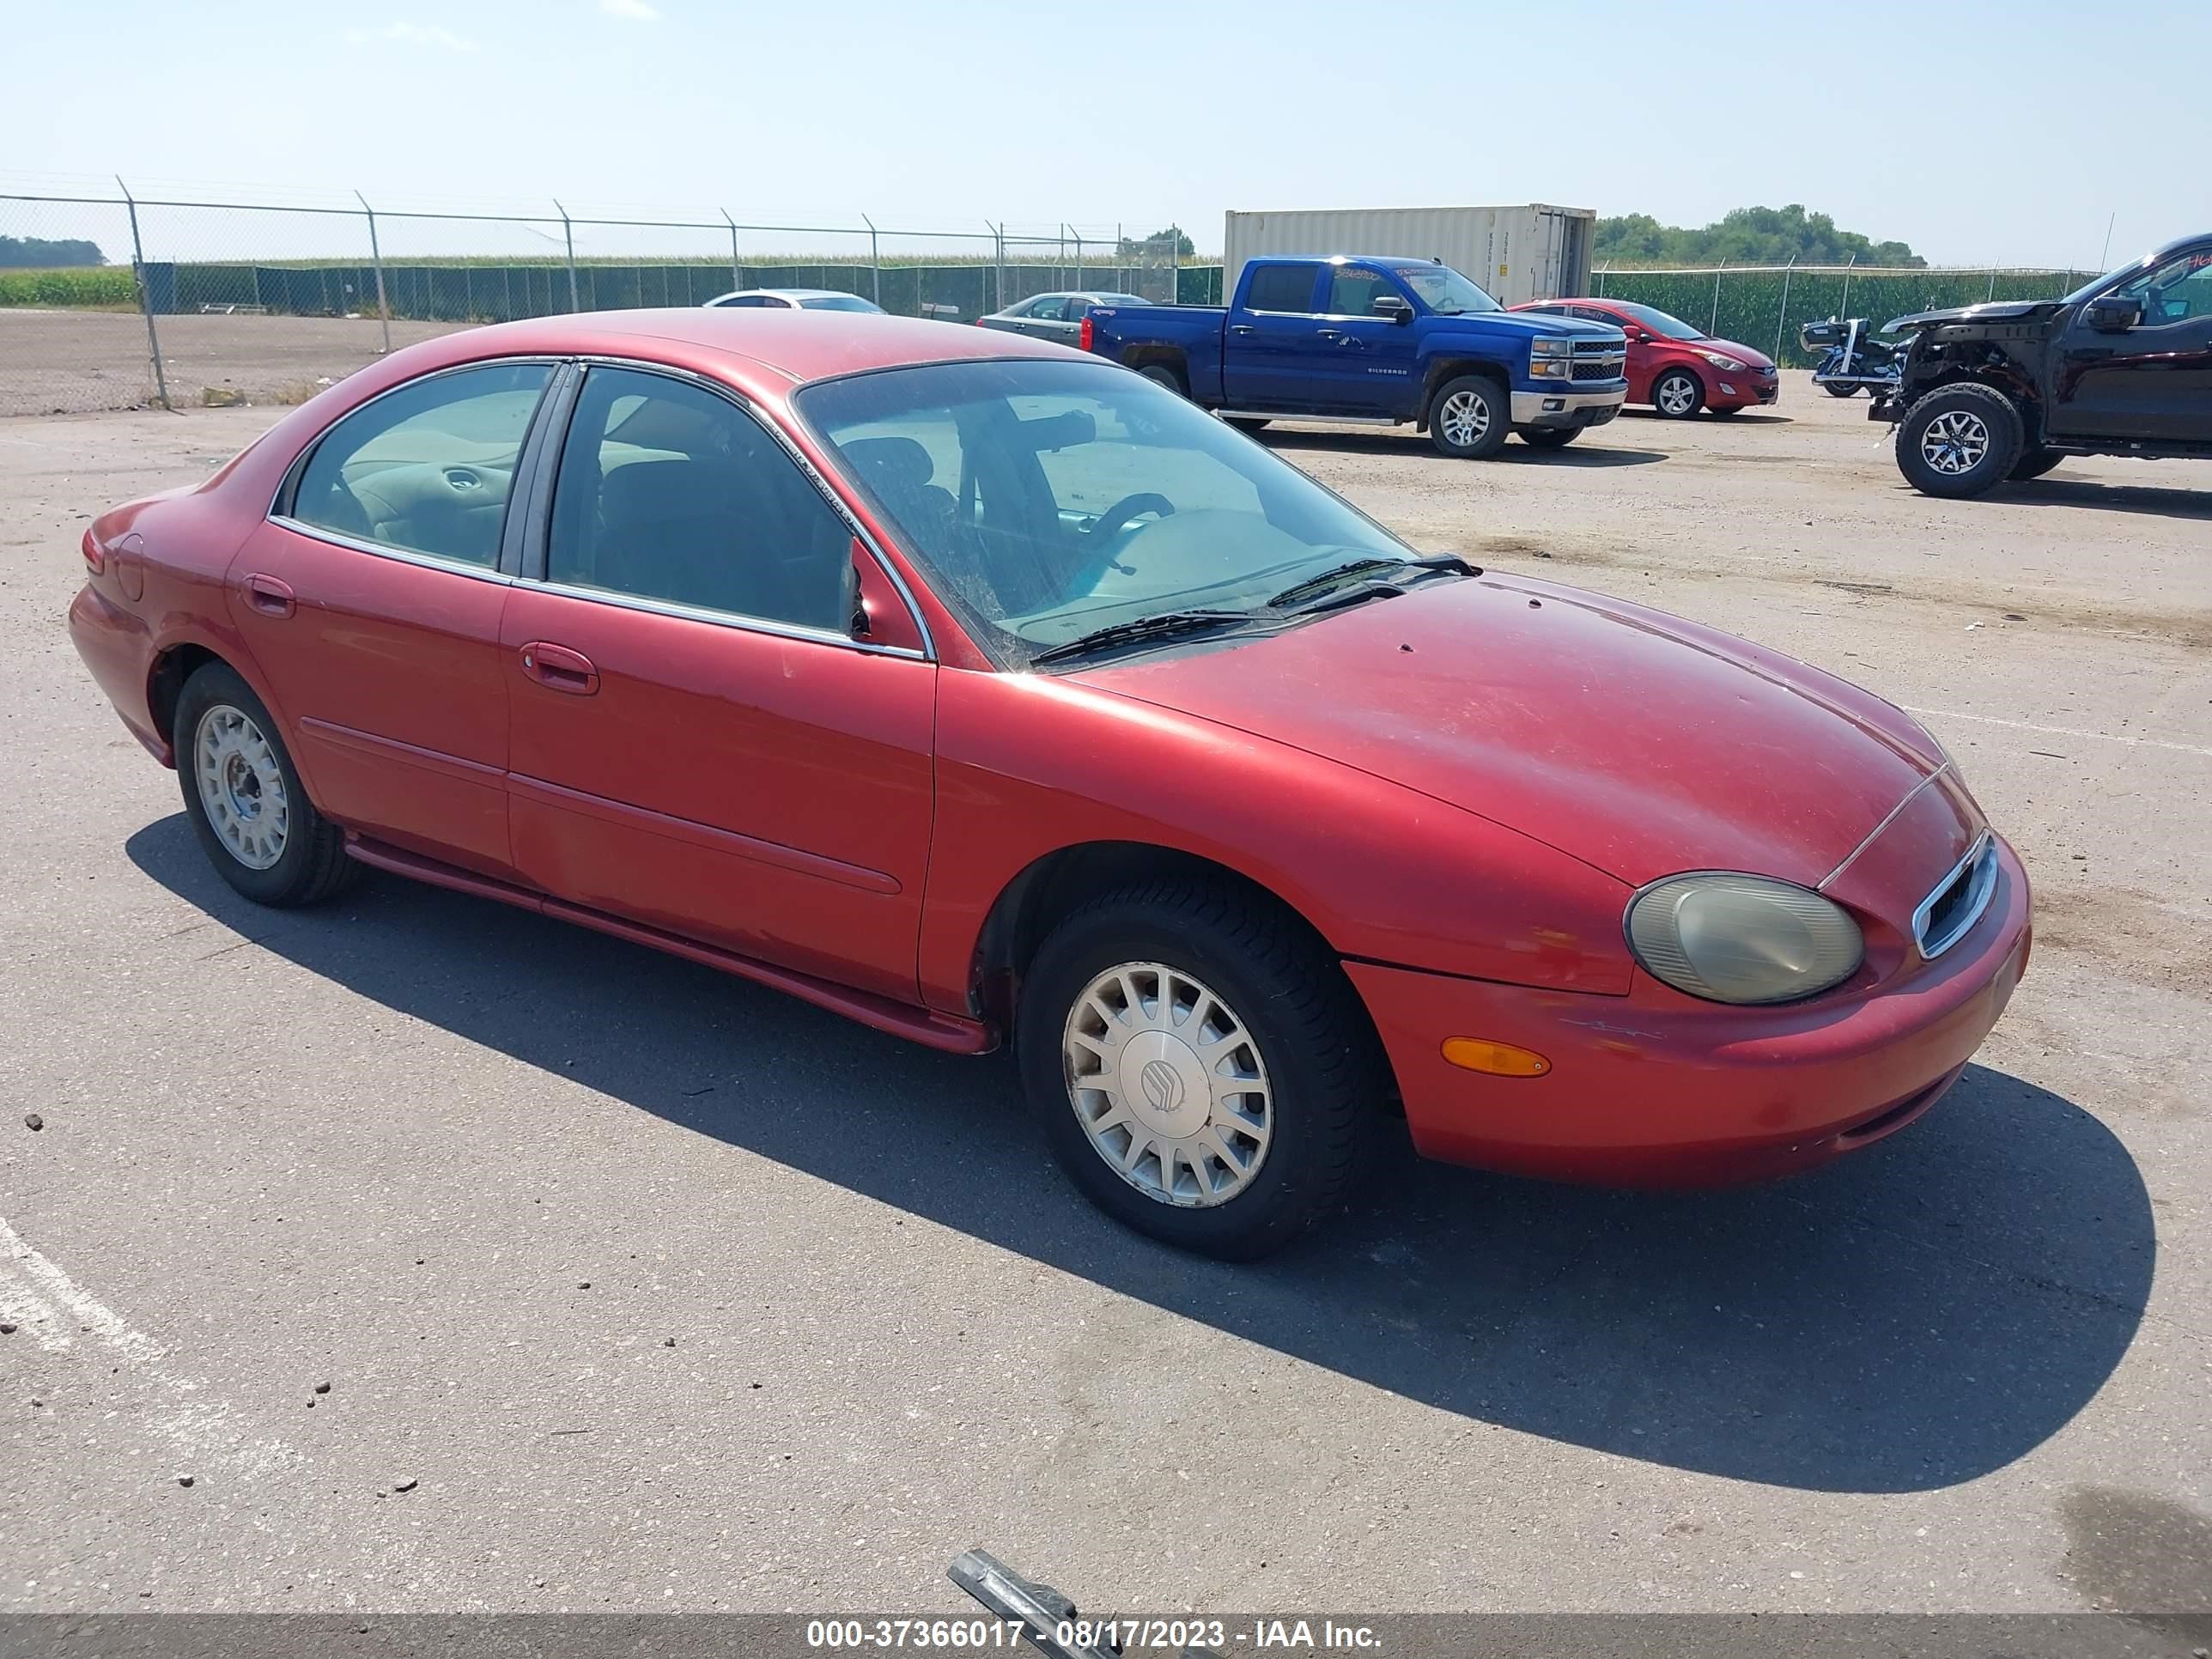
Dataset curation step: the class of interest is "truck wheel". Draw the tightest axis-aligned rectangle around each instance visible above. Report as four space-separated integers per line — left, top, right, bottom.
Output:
1825 381 1863 398
1427 375 1510 459
2008 446 2065 483
1137 363 1188 398
1895 383 2023 499
1651 368 1705 418
1516 426 1579 448
1015 879 1382 1260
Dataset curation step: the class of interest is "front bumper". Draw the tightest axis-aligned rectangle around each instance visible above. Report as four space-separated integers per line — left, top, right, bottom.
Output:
1511 385 1626 428
1346 835 2032 1188
1714 371 1780 408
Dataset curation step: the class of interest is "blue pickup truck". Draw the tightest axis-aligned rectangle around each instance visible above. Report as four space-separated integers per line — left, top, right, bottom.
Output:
1083 255 1628 458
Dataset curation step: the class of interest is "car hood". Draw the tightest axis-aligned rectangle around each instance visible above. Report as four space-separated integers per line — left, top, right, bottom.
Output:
1887 300 2058 332
1700 336 1776 371
1065 572 1943 889
1452 310 1624 342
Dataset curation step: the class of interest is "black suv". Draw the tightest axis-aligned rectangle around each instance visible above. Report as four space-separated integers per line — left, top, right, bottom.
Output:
1874 232 2212 497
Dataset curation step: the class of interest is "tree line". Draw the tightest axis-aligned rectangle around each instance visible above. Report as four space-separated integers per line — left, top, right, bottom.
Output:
1593 204 1922 269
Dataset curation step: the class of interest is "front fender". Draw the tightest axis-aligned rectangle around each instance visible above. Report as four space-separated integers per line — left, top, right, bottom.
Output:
916 667 1635 1015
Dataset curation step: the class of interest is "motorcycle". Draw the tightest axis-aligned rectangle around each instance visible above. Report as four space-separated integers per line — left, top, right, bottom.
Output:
1802 317 1907 398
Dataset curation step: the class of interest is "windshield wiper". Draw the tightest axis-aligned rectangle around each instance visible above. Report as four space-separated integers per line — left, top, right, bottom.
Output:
1030 609 1260 666
1267 553 1476 610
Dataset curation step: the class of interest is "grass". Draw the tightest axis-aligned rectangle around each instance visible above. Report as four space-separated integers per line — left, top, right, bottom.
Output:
0 266 139 307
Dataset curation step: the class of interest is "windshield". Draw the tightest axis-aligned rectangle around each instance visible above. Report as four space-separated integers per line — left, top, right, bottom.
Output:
796 359 1421 667
1396 264 1502 315
1609 301 1705 339
800 295 883 313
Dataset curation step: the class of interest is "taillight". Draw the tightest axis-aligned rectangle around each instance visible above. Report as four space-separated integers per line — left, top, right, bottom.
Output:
1079 316 1094 352
82 529 105 575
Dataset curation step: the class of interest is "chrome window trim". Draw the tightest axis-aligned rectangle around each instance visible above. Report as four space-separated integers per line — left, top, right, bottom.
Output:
264 355 565 523
267 516 514 584
524 577 928 660
1912 830 1999 961
562 355 937 662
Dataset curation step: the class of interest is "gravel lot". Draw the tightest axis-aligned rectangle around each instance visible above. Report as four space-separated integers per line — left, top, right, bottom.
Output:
2 379 2208 1618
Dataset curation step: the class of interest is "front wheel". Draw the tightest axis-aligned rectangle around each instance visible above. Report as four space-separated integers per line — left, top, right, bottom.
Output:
1015 882 1382 1259
173 662 357 907
1516 425 1579 448
1427 374 1511 459
1894 383 2024 499
1651 368 1705 418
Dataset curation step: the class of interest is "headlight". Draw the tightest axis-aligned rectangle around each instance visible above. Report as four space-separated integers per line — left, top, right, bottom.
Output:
1695 349 1747 371
1626 873 1863 1005
1529 338 1572 380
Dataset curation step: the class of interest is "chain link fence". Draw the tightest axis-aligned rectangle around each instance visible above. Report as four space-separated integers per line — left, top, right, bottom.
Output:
0 187 1222 416
2 186 2107 416
1592 261 2102 368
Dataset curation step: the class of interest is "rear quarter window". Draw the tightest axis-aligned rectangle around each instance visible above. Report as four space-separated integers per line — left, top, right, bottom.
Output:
1243 265 1318 313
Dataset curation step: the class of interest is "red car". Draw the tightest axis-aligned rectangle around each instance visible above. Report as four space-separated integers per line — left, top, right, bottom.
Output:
1513 297 1781 416
69 310 2028 1258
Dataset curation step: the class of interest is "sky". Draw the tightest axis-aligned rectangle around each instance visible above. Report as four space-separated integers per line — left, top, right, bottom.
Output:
4 0 2208 269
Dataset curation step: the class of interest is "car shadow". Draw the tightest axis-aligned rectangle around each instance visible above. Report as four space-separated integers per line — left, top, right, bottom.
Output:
1617 407 1796 425
125 816 2154 1496
1254 428 1667 467
2000 476 2212 520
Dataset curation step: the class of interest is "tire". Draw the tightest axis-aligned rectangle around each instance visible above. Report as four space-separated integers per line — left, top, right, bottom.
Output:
173 662 356 907
1137 362 1188 398
2008 446 2065 482
1426 374 1511 459
1824 382 1863 398
1651 367 1705 418
1894 382 2024 499
1516 425 1579 448
1015 880 1383 1260
1225 416 1270 434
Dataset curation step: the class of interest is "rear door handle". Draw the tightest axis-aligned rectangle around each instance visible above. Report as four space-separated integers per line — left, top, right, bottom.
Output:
1229 324 1256 336
241 573 295 617
520 641 599 696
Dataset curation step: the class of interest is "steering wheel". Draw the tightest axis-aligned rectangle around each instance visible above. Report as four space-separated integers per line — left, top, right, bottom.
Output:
1085 493 1176 545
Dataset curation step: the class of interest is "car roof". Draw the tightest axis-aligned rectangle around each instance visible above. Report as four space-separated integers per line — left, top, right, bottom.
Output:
390 306 1072 391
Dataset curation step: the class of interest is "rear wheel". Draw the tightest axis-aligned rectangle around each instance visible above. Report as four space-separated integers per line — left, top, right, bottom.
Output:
173 663 356 907
1137 362 1188 398
1516 425 1579 448
2008 446 2065 482
1894 382 2023 499
1651 368 1705 418
1015 881 1382 1259
1426 374 1511 459
1824 381 1863 398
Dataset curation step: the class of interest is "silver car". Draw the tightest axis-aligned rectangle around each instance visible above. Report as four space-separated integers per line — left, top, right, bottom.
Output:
703 288 884 313
976 290 1152 343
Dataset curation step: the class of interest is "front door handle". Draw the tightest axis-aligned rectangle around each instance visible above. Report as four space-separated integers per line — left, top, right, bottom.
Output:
1229 323 1256 336
241 573 295 617
520 641 599 696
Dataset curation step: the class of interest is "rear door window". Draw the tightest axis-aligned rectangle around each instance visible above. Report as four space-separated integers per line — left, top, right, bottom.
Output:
289 362 550 568
1242 264 1320 314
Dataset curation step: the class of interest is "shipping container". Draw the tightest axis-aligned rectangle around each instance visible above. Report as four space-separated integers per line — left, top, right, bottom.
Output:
1222 204 1595 308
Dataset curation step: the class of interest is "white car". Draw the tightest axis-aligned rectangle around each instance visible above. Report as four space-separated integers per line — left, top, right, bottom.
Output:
703 288 884 313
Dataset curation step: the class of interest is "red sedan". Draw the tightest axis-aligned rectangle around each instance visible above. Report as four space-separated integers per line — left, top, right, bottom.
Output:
69 310 2028 1258
1513 297 1781 416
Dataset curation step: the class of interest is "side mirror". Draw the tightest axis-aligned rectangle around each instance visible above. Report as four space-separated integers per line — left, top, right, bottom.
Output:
848 538 924 652
2086 293 2142 331
1624 325 1650 343
1371 295 1413 325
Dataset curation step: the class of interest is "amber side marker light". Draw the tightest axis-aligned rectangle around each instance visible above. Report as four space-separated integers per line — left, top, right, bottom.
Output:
1441 1038 1552 1077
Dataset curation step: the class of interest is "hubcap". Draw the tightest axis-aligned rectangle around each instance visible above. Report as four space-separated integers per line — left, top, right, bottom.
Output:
1437 388 1491 448
193 703 289 870
1919 409 1990 475
1658 374 1697 415
1062 962 1273 1208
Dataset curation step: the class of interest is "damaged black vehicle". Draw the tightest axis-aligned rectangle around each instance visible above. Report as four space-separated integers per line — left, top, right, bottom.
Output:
1873 231 2212 497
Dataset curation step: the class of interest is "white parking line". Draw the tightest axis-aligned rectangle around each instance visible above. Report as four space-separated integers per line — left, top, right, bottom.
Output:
1905 706 2212 759
0 1214 299 1478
